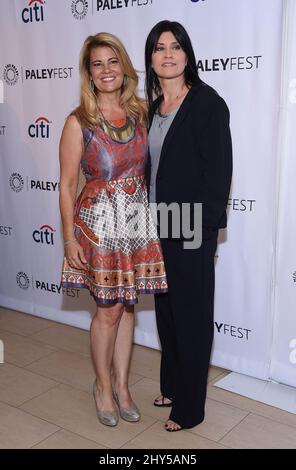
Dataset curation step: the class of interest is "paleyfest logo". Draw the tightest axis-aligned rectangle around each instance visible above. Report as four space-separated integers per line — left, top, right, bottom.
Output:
25 67 74 80
16 271 80 298
9 172 60 193
96 0 153 12
0 225 13 237
16 271 30 290
9 173 24 192
215 322 251 340
3 64 19 86
71 0 88 20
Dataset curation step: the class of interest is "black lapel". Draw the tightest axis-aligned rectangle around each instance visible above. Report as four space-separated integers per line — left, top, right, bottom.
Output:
157 83 203 172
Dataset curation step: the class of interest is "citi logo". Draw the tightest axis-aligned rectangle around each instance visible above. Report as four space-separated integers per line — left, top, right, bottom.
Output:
293 271 296 283
0 125 6 136
22 0 45 23
28 117 51 138
33 224 56 245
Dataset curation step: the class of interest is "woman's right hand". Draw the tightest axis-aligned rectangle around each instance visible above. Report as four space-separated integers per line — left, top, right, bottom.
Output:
65 240 87 270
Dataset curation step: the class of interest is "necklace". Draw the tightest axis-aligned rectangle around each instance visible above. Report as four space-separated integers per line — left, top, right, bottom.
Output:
159 86 188 116
156 105 179 131
98 108 135 143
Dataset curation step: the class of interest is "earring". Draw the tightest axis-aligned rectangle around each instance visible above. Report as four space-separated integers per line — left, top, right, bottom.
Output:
89 77 96 94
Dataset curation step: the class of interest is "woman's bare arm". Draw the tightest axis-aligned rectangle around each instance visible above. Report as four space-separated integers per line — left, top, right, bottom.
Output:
59 115 87 269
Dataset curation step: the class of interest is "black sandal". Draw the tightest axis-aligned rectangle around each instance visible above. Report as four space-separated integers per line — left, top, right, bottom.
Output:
165 421 183 432
153 395 173 407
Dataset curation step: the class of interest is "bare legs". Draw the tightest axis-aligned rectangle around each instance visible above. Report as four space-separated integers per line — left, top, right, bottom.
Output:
112 304 135 407
90 302 135 412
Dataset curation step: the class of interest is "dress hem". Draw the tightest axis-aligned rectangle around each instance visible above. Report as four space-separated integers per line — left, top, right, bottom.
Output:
61 281 168 306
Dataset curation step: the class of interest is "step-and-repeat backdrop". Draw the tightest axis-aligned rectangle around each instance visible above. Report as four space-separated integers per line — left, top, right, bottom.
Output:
270 0 296 388
1 0 294 386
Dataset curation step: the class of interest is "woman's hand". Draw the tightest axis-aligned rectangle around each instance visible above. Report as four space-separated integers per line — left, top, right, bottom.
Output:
65 240 87 270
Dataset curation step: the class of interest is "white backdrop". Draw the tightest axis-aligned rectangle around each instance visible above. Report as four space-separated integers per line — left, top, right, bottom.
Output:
1 0 293 385
270 0 296 388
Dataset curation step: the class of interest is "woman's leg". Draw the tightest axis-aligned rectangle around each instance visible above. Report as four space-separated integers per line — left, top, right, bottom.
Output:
90 302 124 412
154 291 178 403
112 304 135 407
155 240 181 429
167 234 218 430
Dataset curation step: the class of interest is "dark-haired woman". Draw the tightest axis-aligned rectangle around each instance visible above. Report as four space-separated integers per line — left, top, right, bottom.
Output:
145 21 232 431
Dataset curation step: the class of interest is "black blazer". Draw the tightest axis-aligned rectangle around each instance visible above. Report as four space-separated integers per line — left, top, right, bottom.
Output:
145 82 233 240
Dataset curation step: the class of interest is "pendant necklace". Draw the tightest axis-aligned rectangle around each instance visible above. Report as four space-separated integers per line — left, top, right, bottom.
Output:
157 86 186 130
98 107 135 143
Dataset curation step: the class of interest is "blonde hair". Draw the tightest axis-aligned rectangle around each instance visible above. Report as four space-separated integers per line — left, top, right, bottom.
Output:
73 33 147 129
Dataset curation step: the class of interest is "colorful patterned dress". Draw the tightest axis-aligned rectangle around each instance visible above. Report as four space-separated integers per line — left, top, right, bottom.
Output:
61 117 168 305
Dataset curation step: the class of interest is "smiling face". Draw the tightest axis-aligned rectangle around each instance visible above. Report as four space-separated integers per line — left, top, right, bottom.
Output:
151 31 187 80
89 45 124 94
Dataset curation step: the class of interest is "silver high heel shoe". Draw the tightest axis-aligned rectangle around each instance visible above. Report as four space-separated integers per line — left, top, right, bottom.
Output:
93 380 119 427
112 389 141 422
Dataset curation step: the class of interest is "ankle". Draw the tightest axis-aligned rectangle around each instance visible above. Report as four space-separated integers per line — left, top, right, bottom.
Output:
113 378 128 393
94 379 113 396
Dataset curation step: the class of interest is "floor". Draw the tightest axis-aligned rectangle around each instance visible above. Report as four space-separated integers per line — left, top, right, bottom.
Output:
0 307 296 449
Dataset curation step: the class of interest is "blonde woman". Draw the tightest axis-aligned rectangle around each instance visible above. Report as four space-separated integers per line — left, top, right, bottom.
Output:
59 33 168 427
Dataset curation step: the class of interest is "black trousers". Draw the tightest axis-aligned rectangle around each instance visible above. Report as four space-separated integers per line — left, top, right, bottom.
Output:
155 232 218 428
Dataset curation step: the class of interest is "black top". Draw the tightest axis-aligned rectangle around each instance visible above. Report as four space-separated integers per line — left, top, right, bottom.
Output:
145 83 233 240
